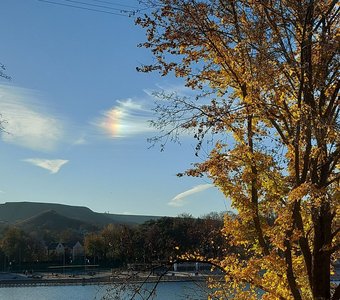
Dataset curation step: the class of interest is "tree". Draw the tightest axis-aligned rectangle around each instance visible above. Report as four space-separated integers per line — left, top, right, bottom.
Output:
1 227 45 266
84 232 105 263
0 63 10 80
1 227 26 265
137 1 339 299
0 61 10 132
99 224 135 266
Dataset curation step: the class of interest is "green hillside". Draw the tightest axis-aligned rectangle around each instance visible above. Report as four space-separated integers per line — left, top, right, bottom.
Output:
0 202 160 226
15 210 98 233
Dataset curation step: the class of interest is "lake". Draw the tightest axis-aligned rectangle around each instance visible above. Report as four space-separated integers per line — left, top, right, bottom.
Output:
0 281 209 300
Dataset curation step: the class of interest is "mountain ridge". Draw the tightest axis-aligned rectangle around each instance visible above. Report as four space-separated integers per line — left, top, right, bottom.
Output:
15 209 98 233
0 201 161 226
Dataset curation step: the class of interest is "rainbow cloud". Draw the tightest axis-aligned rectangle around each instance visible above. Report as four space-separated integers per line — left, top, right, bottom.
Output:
98 107 124 137
94 99 154 138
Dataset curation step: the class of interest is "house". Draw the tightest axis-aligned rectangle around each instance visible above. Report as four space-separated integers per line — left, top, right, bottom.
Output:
47 241 85 263
72 241 84 261
47 242 67 257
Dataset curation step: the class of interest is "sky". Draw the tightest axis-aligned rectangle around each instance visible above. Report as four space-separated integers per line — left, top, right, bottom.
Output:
0 0 231 217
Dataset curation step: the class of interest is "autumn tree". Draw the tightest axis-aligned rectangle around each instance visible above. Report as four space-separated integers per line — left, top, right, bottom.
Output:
84 232 105 264
0 62 10 80
1 227 27 265
1 227 45 265
99 224 135 266
137 1 339 299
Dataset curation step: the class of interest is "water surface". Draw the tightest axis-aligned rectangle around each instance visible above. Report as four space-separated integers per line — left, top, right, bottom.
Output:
0 281 208 300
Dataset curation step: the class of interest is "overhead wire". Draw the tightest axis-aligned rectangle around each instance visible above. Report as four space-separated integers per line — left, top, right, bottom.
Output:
63 0 134 12
38 0 144 16
89 0 141 10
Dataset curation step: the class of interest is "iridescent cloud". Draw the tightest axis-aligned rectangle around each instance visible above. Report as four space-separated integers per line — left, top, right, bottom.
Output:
0 85 64 152
94 99 154 138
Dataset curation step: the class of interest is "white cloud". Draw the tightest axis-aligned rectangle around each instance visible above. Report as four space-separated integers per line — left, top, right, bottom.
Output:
73 135 87 145
93 98 155 138
23 158 68 174
168 184 214 207
117 99 144 110
0 85 64 151
154 82 196 96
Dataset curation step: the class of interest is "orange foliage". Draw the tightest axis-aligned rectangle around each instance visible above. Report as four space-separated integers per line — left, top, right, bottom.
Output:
137 1 339 299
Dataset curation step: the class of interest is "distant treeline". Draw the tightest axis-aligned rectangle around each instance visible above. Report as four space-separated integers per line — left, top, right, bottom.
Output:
0 213 229 271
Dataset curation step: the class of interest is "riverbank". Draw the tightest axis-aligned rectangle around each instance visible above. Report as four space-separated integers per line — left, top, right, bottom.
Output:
0 271 209 288
0 280 206 300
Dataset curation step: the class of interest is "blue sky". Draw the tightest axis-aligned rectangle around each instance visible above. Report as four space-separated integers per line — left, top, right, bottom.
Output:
0 0 230 217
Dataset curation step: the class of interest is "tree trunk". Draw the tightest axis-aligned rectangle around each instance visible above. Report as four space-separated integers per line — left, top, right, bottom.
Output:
312 204 332 300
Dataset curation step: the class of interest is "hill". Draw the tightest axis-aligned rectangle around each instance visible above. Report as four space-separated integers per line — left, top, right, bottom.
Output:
104 213 162 225
0 202 161 226
15 210 98 233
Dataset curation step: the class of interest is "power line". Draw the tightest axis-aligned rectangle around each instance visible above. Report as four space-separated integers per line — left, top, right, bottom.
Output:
63 0 134 12
89 0 141 10
38 0 133 17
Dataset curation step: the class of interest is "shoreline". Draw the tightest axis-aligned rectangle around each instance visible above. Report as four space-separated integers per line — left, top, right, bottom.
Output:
0 272 209 288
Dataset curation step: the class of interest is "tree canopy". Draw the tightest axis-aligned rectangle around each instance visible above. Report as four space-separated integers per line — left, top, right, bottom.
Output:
0 63 10 81
137 1 339 299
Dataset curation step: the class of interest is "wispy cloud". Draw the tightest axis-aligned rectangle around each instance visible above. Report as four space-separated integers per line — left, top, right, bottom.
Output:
0 85 64 151
144 82 196 99
73 134 87 145
93 98 154 138
168 184 214 207
23 158 68 174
